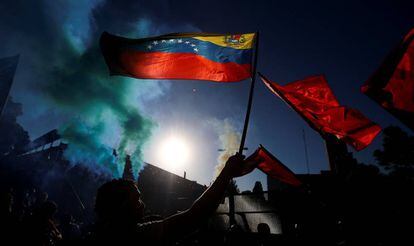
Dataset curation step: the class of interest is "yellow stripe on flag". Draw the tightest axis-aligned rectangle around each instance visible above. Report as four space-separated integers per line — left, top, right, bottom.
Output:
194 33 255 50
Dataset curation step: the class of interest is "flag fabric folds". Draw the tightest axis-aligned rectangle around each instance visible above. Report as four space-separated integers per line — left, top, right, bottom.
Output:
0 55 19 117
361 28 414 131
100 32 255 82
259 73 381 151
246 145 302 187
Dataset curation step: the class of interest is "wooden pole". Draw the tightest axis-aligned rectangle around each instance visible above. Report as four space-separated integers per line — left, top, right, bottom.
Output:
238 32 260 154
229 32 260 228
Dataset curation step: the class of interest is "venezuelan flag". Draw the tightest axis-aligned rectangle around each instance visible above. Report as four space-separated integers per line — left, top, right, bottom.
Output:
100 32 256 82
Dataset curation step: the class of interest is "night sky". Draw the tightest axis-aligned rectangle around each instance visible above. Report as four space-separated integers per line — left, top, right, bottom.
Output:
1 0 414 191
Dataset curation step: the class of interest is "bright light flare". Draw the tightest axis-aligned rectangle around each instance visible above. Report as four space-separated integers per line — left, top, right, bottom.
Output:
160 136 190 169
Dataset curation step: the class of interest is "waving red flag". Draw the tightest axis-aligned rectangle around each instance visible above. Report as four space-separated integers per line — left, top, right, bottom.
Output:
361 28 414 131
246 145 302 187
259 73 381 151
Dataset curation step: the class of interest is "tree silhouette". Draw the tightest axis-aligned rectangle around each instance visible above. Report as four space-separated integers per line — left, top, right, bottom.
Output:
252 181 265 200
374 126 414 177
0 98 30 155
252 181 264 193
122 154 135 181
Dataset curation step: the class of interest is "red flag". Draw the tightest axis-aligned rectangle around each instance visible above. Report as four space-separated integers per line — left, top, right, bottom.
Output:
246 145 302 187
361 28 414 131
259 73 381 151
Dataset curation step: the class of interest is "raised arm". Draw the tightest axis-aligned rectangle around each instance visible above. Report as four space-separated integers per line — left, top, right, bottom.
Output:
161 153 258 240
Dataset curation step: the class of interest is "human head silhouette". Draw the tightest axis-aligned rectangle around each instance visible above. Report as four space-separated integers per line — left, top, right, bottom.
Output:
39 201 58 219
257 222 271 235
95 179 145 225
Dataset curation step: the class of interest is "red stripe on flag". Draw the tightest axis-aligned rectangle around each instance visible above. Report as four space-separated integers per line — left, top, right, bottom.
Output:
118 51 252 82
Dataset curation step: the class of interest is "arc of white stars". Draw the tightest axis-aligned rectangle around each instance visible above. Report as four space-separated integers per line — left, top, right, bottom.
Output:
146 38 201 53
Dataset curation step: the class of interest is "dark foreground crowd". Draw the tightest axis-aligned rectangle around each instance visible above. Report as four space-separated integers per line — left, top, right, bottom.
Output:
2 149 414 246
1 154 278 246
1 188 78 245
0 188 277 246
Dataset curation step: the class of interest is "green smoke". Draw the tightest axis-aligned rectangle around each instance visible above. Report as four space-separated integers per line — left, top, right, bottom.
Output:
43 41 154 178
1 0 161 178
60 120 119 176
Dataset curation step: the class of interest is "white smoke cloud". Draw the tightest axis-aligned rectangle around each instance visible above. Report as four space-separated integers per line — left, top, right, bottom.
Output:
212 118 241 178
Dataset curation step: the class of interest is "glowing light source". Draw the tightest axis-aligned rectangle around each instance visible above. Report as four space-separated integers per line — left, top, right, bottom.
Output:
160 136 190 169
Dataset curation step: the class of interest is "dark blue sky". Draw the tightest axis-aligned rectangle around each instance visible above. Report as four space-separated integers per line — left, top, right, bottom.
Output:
1 0 413 191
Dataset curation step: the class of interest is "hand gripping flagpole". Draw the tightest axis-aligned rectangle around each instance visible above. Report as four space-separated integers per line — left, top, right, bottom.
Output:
228 32 259 228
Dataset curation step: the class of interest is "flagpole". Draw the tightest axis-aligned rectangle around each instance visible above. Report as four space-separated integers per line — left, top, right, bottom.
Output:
238 32 260 154
228 32 259 228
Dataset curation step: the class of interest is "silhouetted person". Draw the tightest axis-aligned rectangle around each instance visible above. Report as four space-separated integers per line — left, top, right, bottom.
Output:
257 222 270 234
36 191 49 205
24 201 62 246
60 214 81 242
92 154 258 245
22 189 34 214
0 190 19 244
0 190 14 217
256 223 271 246
32 191 49 214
